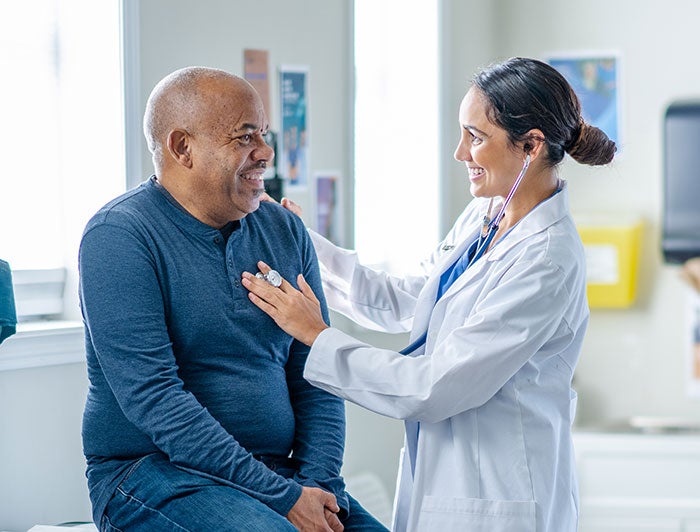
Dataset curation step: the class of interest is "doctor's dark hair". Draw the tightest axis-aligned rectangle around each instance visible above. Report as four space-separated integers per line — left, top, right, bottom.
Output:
472 57 616 166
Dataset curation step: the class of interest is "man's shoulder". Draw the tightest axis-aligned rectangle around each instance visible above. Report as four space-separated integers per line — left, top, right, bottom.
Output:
83 180 156 235
252 200 307 232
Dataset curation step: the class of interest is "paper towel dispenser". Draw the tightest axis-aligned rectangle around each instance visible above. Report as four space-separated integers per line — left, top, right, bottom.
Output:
663 101 700 263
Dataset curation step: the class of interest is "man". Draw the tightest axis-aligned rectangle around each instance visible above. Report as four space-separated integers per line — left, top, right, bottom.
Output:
79 67 386 531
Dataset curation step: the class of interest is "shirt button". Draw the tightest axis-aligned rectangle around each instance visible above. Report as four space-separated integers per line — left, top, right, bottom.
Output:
214 237 221 244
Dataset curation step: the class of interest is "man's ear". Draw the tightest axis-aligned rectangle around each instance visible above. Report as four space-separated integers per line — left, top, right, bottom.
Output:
522 128 546 161
166 129 193 169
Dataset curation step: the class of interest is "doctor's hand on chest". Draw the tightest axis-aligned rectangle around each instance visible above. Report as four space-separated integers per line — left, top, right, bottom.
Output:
242 260 328 346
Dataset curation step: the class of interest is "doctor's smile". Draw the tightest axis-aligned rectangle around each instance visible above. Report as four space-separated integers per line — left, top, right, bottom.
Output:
467 166 485 181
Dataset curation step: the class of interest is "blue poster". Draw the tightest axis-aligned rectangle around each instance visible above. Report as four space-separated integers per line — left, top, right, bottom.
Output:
279 67 308 188
549 55 620 147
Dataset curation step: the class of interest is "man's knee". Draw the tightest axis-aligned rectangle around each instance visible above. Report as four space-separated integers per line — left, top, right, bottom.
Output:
102 455 296 531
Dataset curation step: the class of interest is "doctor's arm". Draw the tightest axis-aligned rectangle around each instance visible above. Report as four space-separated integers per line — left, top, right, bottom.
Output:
271 196 422 332
274 195 486 335
305 258 574 423
307 198 488 333
310 230 426 333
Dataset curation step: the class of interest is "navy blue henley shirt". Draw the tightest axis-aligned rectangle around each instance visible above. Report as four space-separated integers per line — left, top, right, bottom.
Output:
79 177 346 524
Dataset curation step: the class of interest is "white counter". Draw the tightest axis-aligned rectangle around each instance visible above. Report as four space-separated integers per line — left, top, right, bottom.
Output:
574 430 700 531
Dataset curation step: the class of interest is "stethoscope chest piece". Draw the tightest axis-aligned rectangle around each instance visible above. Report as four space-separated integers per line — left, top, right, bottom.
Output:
256 269 283 288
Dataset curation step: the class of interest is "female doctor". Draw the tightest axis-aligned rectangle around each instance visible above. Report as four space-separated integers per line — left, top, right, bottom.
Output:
242 57 616 532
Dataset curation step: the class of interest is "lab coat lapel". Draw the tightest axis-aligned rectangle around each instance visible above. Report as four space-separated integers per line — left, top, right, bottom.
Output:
436 184 571 305
433 243 490 306
408 229 480 347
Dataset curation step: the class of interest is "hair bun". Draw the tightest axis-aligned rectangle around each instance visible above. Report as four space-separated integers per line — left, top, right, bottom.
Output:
566 123 616 165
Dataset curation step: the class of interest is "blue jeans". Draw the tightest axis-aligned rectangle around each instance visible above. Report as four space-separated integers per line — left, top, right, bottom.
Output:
100 453 388 531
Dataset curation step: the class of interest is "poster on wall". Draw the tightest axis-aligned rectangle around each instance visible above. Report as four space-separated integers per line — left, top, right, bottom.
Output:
244 49 275 179
314 171 342 246
547 53 621 151
279 66 309 189
688 291 700 398
244 49 271 122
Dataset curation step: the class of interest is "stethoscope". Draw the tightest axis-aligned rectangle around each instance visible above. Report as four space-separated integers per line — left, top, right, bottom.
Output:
254 155 534 356
400 154 531 356
467 153 531 268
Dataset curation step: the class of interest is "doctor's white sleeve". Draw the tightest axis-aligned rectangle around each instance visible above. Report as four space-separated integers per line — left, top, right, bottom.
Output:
307 202 482 334
304 256 582 423
308 229 426 333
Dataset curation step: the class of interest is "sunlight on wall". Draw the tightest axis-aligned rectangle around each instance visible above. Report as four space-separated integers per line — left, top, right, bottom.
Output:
0 1 124 271
354 0 439 274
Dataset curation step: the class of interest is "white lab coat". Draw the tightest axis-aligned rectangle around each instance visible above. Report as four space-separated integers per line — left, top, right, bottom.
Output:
304 182 587 532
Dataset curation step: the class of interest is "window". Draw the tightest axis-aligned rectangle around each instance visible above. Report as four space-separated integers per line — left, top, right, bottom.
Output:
0 0 125 322
353 0 439 273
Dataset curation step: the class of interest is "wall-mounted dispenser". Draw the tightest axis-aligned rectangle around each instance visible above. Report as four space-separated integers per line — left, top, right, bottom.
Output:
663 101 700 263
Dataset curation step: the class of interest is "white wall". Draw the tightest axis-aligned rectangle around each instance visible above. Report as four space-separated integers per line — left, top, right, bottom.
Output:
442 0 700 426
0 362 92 531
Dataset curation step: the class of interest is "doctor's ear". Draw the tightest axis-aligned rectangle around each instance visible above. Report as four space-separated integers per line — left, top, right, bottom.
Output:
521 129 545 161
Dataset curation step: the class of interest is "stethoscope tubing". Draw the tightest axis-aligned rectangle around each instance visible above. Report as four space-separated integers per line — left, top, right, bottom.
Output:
400 155 531 356
469 154 531 268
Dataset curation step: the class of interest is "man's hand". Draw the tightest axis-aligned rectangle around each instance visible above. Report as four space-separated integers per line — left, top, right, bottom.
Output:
287 486 344 532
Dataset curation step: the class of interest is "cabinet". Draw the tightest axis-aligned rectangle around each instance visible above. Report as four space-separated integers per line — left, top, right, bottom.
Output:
574 431 700 531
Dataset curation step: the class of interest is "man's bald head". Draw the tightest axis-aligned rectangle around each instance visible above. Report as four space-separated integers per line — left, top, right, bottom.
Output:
143 66 256 171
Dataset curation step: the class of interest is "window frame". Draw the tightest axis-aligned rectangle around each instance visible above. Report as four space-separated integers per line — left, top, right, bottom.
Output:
0 0 139 371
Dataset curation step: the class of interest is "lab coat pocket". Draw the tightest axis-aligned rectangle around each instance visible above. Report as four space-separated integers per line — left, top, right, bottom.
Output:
416 495 536 532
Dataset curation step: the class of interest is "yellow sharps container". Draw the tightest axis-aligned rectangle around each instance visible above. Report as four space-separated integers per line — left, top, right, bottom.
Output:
575 216 643 308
